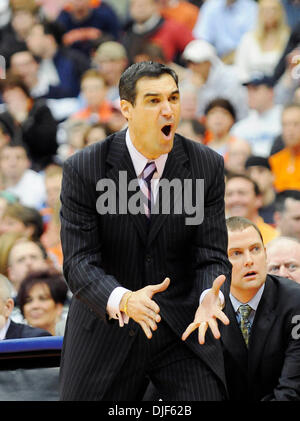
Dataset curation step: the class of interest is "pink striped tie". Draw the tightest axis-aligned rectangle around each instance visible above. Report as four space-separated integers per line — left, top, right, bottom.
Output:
141 161 156 218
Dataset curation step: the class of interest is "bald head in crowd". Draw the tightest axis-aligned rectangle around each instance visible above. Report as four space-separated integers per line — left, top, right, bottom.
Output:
266 236 300 284
0 275 14 329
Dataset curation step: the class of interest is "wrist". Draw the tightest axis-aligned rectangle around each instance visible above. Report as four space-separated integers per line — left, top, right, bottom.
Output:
120 291 133 314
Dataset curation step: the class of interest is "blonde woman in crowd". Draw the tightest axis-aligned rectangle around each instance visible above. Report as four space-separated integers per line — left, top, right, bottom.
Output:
235 0 290 82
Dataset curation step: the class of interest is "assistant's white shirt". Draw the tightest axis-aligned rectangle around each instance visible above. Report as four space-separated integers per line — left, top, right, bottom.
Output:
106 129 224 326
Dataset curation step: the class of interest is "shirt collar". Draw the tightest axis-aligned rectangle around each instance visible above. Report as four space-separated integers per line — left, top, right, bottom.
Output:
230 283 265 313
125 129 168 178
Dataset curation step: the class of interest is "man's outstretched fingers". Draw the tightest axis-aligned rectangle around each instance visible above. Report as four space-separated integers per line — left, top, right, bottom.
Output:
211 274 226 295
215 308 230 325
198 322 208 345
181 322 198 341
150 277 170 296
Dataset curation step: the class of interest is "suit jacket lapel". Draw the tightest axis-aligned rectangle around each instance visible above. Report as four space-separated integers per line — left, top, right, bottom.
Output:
147 135 191 247
106 131 149 244
221 298 248 375
248 276 278 381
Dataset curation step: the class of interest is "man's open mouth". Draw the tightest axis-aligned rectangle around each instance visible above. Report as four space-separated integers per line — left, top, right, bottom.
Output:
244 271 257 278
161 124 172 137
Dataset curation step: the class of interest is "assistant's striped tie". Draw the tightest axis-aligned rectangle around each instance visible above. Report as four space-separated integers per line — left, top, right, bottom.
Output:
238 304 252 347
141 161 156 218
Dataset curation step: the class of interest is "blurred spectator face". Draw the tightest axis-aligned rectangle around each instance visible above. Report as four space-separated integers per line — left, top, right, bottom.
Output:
0 215 27 236
275 198 300 240
22 282 63 334
130 0 158 23
225 177 262 219
267 239 300 283
187 61 211 83
177 120 204 143
246 165 274 195
0 145 30 182
7 242 48 291
81 76 107 109
10 51 39 82
85 126 107 146
180 90 198 120
282 106 300 149
26 24 46 57
95 57 128 87
247 84 273 112
226 139 251 174
107 109 127 133
259 0 282 29
2 87 29 119
11 10 36 39
45 174 62 209
206 106 235 137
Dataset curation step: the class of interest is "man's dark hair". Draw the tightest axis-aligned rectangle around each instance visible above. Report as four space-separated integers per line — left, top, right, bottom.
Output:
226 173 261 196
0 72 31 98
119 61 179 105
204 97 236 122
275 190 300 213
0 141 31 159
226 216 264 245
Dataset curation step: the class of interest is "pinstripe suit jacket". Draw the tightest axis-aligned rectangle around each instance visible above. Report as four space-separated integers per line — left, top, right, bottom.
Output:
59 130 232 400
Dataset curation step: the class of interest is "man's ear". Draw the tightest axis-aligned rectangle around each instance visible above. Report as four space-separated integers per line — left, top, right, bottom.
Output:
120 99 132 121
3 298 14 318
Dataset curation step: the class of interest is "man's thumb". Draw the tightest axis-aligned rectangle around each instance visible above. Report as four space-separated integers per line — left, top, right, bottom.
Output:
151 277 170 295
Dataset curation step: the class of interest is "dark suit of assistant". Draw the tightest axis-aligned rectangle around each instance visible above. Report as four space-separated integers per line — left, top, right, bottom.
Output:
220 274 300 401
5 320 51 339
59 130 231 400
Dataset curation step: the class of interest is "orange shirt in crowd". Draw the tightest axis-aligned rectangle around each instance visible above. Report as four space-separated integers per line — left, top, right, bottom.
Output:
255 216 279 245
160 2 199 31
72 100 113 123
269 148 300 192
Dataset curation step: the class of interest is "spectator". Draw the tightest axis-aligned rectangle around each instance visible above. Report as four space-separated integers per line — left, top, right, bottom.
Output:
0 143 46 209
122 0 194 64
17 269 69 336
176 118 205 143
225 173 279 244
92 41 129 103
6 239 49 295
41 199 63 270
56 118 90 160
230 74 282 157
82 122 109 147
57 0 121 57
273 189 300 241
269 103 300 191
26 20 90 99
234 0 290 82
156 0 199 31
0 232 25 278
0 273 51 339
40 163 63 230
71 69 113 125
0 202 44 242
0 74 58 171
245 155 276 224
181 39 248 120
225 138 252 175
204 98 249 160
192 0 258 62
266 236 300 283
36 0 68 21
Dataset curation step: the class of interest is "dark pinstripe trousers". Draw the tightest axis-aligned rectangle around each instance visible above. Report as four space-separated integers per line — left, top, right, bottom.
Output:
102 321 225 401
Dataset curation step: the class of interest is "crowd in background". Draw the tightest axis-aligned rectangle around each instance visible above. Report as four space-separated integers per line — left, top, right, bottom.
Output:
0 0 299 339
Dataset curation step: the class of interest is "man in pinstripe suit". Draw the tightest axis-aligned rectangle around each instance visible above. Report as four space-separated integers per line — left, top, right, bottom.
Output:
59 61 232 400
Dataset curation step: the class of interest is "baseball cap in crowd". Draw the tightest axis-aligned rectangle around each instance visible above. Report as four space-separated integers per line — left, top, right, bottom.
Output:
242 73 274 88
245 155 271 170
94 41 128 62
182 39 217 63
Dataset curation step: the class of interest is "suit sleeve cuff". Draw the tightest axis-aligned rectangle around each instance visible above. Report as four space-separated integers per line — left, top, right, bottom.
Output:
199 289 225 308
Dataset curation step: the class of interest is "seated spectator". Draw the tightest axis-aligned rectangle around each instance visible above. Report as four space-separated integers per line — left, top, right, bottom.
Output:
192 0 258 62
179 85 198 120
17 269 69 335
0 202 44 242
0 143 46 209
176 118 205 144
0 273 51 339
56 118 90 160
221 216 300 401
157 0 199 31
245 155 276 224
269 103 300 191
26 19 90 100
0 232 25 279
83 122 109 147
41 199 63 270
266 236 300 283
225 138 252 174
57 0 121 57
225 173 279 244
204 98 249 160
181 39 248 120
71 69 113 125
123 0 194 64
0 74 58 171
234 0 290 83
273 189 300 241
231 74 282 157
92 41 128 103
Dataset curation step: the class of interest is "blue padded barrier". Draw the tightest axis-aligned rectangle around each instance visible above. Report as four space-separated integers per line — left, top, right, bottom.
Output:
0 336 63 354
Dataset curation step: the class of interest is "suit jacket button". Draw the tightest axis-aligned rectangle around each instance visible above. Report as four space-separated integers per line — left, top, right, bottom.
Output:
129 329 135 336
146 254 152 263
